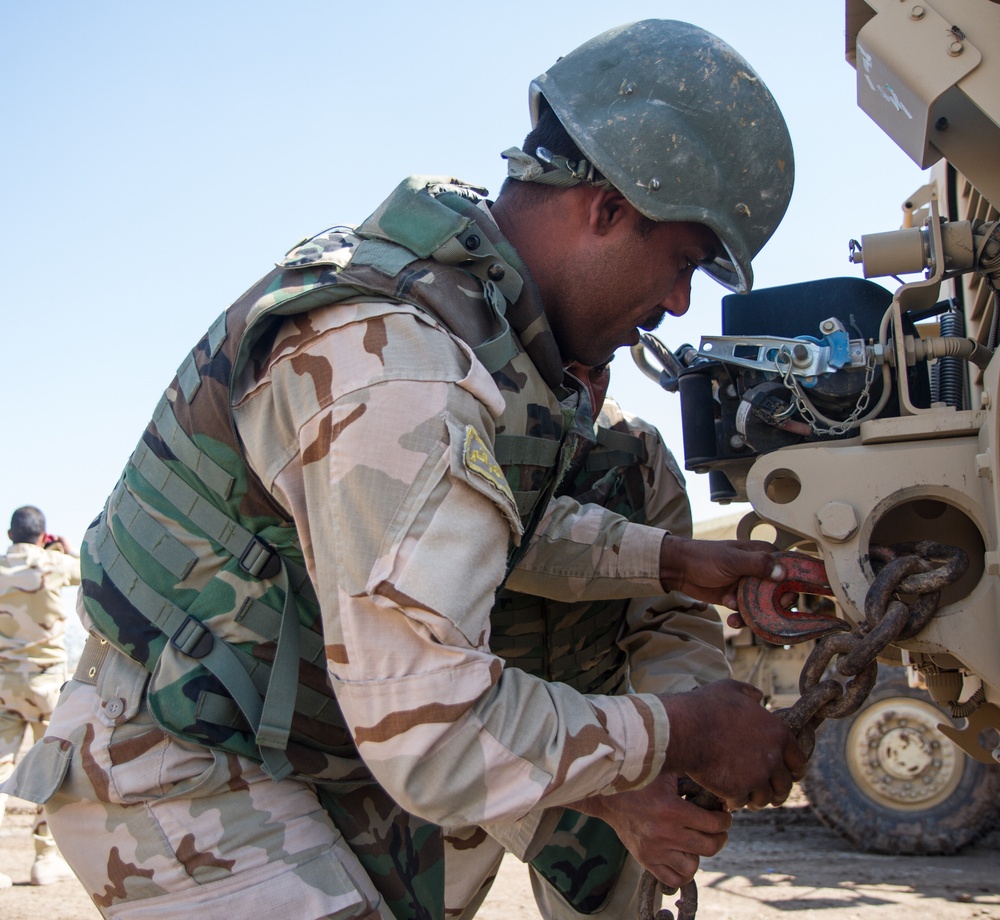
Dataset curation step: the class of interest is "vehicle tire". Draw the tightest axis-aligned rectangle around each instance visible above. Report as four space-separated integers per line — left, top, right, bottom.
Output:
800 668 1000 855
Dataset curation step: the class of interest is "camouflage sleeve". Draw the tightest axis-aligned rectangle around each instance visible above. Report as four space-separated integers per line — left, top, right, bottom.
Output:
504 498 665 601
235 303 669 828
606 403 730 695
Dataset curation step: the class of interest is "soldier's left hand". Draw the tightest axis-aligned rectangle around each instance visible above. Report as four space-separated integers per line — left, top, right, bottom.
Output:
567 773 731 889
658 535 783 609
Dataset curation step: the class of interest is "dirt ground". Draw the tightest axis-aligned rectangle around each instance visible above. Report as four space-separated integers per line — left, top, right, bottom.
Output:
2 791 998 920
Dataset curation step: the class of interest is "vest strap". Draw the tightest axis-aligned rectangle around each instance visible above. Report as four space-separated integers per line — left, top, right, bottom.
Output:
132 440 278 579
351 239 419 277
235 597 325 665
74 634 111 685
469 279 518 373
152 396 235 500
493 434 561 467
94 516 298 781
585 427 646 472
108 481 198 580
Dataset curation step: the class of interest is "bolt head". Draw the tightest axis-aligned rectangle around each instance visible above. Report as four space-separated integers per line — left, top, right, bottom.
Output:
816 501 859 542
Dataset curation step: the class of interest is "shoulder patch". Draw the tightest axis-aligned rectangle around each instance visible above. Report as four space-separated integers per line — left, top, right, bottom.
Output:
464 426 515 505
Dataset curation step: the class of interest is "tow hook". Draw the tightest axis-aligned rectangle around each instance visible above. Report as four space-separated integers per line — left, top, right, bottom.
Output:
737 552 849 644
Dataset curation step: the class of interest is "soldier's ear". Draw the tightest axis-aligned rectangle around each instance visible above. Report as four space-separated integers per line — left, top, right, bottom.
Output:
587 187 631 237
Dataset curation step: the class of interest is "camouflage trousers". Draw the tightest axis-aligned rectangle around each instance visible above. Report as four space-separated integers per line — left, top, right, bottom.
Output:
4 673 638 919
320 790 641 919
0 665 66 859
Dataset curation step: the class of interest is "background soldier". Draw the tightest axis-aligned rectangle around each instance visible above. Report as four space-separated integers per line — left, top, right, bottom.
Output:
0 505 79 888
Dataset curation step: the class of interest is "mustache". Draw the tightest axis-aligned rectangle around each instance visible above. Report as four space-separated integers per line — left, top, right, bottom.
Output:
638 310 666 332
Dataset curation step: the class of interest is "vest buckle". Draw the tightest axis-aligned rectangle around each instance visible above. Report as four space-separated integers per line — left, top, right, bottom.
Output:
239 536 281 579
171 615 215 659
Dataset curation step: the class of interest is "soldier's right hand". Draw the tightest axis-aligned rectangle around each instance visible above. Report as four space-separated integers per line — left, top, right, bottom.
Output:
659 679 807 810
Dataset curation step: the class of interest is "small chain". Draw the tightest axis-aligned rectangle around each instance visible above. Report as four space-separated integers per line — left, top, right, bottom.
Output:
775 348 877 437
639 541 969 920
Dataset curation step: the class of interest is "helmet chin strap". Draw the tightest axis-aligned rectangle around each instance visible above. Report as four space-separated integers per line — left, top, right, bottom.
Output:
501 146 610 189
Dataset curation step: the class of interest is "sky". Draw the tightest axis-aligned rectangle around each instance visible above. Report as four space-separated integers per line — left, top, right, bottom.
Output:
1 0 929 552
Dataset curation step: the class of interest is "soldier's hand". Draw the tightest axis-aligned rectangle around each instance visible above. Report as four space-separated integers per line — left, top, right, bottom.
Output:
568 773 731 889
660 679 806 810
658 535 784 609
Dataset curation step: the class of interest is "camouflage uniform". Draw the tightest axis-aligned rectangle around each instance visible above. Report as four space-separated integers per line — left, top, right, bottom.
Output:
2 178 676 919
0 541 80 864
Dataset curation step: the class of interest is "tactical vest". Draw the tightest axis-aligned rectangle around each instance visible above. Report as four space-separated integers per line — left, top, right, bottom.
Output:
81 177 595 783
489 422 648 696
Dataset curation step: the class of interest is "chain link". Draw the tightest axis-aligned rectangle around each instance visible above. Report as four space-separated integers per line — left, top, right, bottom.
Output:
638 540 969 920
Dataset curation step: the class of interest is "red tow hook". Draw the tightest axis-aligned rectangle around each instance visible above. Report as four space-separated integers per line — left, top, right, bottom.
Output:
736 552 850 645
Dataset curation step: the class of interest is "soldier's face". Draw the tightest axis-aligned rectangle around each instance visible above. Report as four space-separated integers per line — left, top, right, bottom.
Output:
548 211 719 366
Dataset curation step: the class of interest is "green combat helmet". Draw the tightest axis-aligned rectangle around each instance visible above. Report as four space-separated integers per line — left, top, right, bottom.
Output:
505 19 794 294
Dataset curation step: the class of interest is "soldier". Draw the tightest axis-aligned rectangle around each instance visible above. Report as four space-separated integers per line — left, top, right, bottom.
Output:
3 20 804 920
0 506 78 888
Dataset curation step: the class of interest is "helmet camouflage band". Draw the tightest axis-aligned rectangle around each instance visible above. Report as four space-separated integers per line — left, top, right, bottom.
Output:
521 19 794 293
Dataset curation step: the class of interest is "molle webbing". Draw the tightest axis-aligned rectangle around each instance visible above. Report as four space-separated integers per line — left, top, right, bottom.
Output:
95 508 301 780
587 426 646 471
175 311 228 402
492 435 562 517
489 591 629 696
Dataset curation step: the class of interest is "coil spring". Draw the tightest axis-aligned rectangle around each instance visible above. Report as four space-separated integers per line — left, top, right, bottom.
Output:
934 309 966 409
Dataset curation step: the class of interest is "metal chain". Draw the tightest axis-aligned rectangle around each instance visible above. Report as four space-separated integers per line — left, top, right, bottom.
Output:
638 540 969 920
775 347 877 437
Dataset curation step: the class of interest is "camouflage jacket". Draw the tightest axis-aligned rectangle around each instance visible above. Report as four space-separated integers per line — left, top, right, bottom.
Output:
0 542 80 672
80 177 671 841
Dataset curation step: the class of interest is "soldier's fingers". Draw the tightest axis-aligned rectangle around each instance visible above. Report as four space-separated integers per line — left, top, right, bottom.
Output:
648 851 700 889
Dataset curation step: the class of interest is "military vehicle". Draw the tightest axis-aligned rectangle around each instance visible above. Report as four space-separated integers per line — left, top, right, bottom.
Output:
634 0 1000 856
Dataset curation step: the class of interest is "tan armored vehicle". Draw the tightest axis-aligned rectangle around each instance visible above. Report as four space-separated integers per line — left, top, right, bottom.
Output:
696 512 999 854
635 0 1000 855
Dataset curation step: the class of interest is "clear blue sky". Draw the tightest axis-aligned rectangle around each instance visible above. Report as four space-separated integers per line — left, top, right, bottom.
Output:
1 1 926 549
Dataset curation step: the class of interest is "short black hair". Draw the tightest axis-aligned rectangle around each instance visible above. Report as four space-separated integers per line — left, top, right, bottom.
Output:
522 97 591 165
10 505 46 544
498 98 604 207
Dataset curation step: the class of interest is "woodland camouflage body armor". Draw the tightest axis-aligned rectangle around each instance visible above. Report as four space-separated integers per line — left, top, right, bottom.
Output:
492 416 650 914
79 177 595 784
